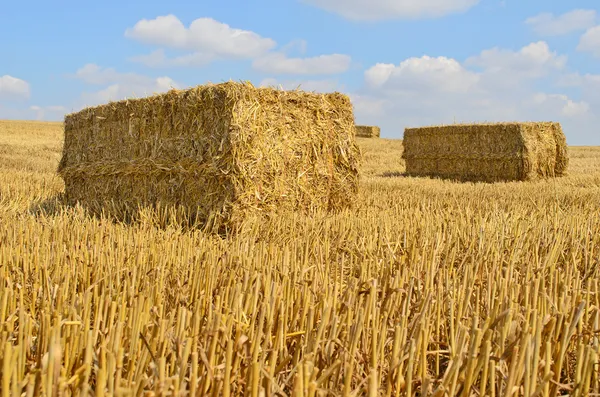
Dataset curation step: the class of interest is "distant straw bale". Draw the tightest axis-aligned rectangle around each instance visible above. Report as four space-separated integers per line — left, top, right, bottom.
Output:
355 125 380 138
57 81 361 230
402 122 569 182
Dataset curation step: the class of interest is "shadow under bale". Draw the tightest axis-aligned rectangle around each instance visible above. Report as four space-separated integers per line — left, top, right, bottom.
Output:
378 171 408 178
28 193 70 217
27 193 241 236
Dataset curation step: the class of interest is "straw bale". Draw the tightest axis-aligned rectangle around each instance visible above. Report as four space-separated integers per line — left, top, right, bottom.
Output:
355 125 380 138
57 81 361 230
401 122 569 182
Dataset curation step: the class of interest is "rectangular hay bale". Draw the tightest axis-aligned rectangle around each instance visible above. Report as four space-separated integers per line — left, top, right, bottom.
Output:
401 122 568 182
57 81 361 229
355 125 380 138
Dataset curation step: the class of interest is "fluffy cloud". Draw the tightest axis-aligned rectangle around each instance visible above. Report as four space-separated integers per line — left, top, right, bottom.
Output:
80 79 179 106
556 72 600 113
531 93 589 117
465 41 566 79
253 53 351 75
300 0 479 21
74 64 153 86
0 75 30 100
73 64 179 107
364 56 479 93
259 78 340 93
525 9 597 36
348 94 387 117
126 15 348 76
125 15 276 67
129 49 215 68
354 42 594 144
577 26 600 57
557 72 600 88
280 40 308 55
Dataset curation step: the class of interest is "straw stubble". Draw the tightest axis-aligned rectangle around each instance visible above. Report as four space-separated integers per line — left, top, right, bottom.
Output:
1 120 599 396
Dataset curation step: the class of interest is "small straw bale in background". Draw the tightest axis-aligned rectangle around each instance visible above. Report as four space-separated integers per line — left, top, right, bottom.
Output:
355 125 380 138
402 122 569 182
57 81 361 230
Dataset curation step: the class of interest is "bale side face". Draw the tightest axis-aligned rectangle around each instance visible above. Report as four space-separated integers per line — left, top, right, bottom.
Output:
59 86 236 224
550 123 569 175
402 122 568 182
355 125 380 138
58 82 360 228
520 122 569 179
225 85 360 225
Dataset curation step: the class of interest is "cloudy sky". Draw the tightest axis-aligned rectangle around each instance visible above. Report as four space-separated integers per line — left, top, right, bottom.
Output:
1 0 599 144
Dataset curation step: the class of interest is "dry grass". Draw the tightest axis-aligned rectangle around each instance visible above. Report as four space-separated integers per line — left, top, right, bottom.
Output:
1 119 600 396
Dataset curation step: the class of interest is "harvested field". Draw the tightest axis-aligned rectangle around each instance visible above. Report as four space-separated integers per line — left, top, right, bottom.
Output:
58 82 361 231
402 122 569 182
1 120 600 396
355 125 381 138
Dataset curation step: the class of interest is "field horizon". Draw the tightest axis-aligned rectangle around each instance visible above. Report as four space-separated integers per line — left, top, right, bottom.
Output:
1 119 600 396
3 118 597 148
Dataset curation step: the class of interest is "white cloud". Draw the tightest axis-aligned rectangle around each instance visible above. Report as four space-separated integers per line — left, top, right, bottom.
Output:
80 78 179 106
465 41 566 79
577 26 600 57
531 93 589 117
364 63 395 87
554 72 600 119
364 56 480 93
74 64 152 86
349 93 387 117
280 39 308 55
47 105 66 112
526 9 597 36
259 78 340 93
562 101 589 117
129 49 215 68
300 0 480 21
0 75 30 100
557 72 600 88
73 64 180 107
353 42 596 144
81 85 122 105
253 53 351 75
155 77 179 93
125 15 276 62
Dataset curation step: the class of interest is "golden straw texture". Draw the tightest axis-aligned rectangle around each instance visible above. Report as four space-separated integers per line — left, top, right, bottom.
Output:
57 81 361 230
2 120 600 395
355 125 381 138
402 122 569 182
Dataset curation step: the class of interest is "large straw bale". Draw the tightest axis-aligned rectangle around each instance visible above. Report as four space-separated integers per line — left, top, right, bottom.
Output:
401 122 569 182
57 81 361 229
355 125 380 138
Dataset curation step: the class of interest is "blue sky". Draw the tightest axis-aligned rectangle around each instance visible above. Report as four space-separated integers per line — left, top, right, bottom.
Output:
1 0 600 144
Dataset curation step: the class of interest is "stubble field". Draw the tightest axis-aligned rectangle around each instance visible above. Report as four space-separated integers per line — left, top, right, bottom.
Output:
1 119 600 396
